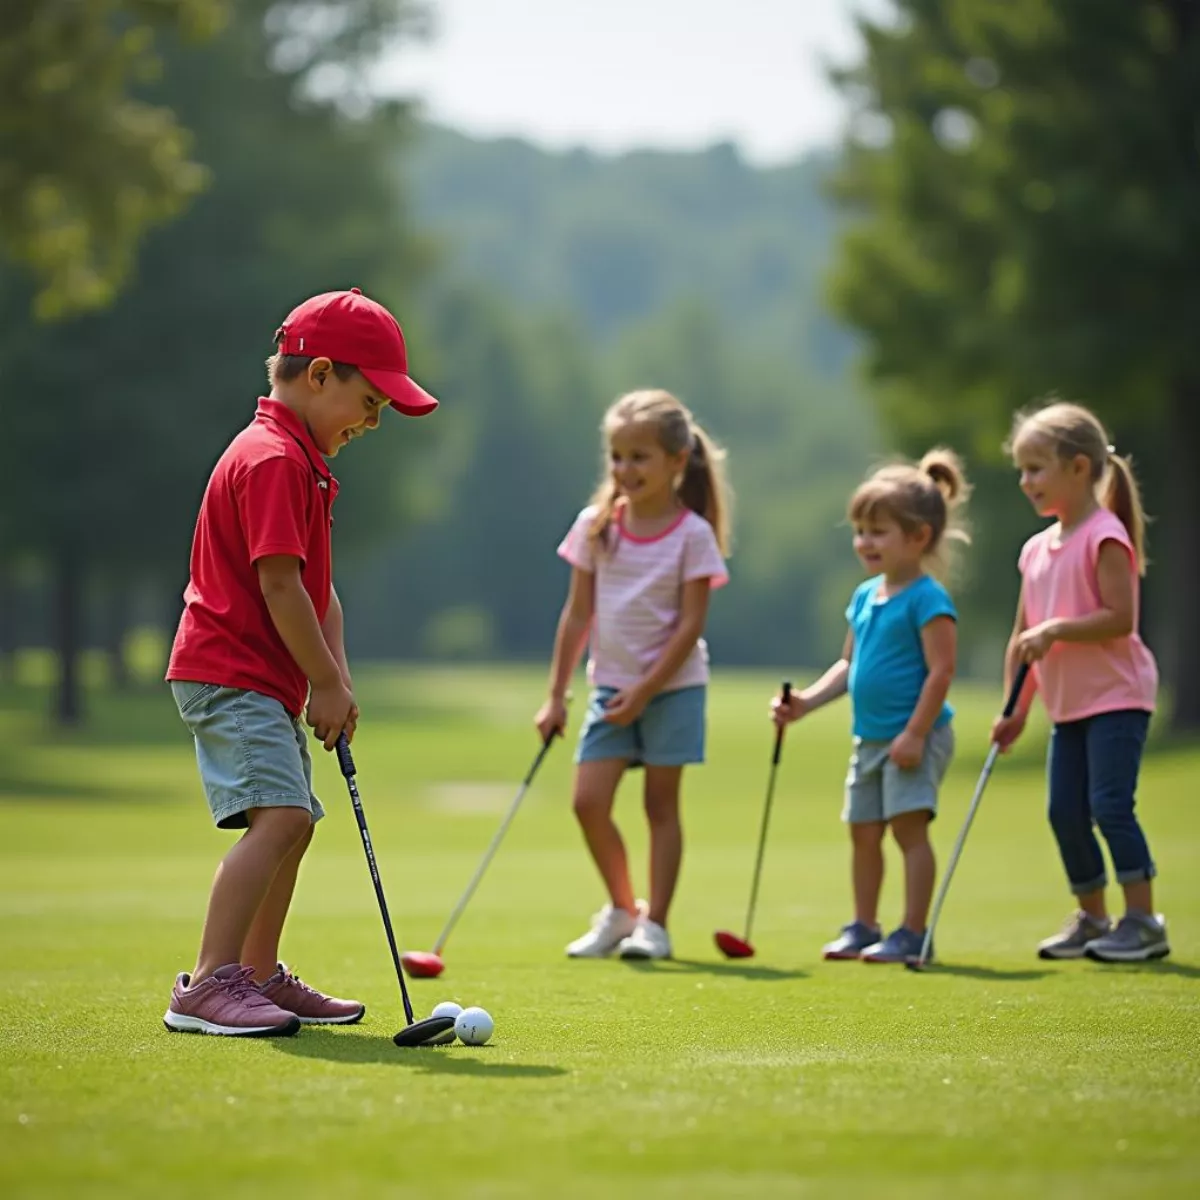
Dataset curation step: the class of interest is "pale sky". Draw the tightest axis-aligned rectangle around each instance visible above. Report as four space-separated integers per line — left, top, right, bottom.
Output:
373 0 889 164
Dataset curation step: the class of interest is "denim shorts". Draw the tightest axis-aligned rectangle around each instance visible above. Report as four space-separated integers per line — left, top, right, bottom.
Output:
171 681 324 830
842 723 955 824
575 685 706 767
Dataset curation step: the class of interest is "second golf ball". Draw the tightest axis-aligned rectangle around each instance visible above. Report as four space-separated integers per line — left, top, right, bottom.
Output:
454 1006 494 1045
428 1000 463 1045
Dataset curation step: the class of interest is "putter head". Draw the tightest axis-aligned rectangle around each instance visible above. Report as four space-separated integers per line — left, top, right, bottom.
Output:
393 1015 457 1047
713 930 755 959
401 950 445 979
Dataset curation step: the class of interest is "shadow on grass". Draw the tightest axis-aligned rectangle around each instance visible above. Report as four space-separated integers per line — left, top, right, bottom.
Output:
272 1028 568 1077
913 964 1054 981
1089 960 1200 979
622 957 807 982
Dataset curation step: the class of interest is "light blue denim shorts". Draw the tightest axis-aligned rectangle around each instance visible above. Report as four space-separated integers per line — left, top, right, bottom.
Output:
842 722 955 824
171 681 324 830
576 685 706 767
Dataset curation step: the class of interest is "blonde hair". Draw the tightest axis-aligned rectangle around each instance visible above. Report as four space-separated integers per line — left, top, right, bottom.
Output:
848 448 971 577
1008 400 1147 575
587 389 732 554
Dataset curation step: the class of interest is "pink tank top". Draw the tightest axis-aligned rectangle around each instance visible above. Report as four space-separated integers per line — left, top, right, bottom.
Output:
1019 508 1158 724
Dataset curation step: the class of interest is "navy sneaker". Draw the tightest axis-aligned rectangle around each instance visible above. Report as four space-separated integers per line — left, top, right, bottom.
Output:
862 925 928 964
822 920 883 961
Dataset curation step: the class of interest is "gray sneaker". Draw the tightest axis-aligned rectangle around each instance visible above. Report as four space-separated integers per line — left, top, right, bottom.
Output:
1085 913 1170 963
1037 911 1112 960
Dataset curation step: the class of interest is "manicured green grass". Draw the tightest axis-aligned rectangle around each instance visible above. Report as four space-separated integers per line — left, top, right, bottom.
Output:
2 666 1198 1198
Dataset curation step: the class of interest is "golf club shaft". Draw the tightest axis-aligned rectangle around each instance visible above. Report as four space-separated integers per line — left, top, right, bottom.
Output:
917 663 1030 964
743 681 792 942
431 736 556 955
336 735 415 1027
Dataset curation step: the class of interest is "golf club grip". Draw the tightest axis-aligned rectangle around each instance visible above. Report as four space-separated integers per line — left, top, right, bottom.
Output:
335 733 355 778
772 682 793 765
1002 663 1031 719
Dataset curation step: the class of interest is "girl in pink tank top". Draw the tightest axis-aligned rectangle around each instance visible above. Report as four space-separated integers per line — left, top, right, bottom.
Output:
993 401 1169 963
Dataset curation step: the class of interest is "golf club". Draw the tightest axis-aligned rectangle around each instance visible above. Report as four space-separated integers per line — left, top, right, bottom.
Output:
714 681 793 959
402 732 559 979
906 662 1031 972
334 734 456 1046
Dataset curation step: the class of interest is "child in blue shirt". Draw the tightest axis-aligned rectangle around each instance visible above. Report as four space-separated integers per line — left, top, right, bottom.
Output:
773 450 971 964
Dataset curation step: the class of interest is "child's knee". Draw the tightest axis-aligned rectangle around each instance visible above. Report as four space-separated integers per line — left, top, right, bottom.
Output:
642 793 680 827
246 805 313 849
889 810 931 849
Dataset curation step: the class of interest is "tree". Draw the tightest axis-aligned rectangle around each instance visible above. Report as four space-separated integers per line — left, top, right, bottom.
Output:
0 1 229 318
829 0 1200 730
0 0 431 723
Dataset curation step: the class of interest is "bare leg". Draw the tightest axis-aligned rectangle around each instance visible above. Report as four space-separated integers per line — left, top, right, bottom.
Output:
1122 879 1153 917
643 766 683 927
850 820 886 928
242 822 315 982
192 806 313 984
890 810 935 933
572 759 636 915
1077 888 1109 922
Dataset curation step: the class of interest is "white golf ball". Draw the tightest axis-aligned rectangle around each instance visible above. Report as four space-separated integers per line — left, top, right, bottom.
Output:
428 1000 463 1045
454 1006 494 1046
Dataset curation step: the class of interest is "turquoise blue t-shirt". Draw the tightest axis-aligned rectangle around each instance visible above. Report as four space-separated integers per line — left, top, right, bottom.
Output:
846 574 957 741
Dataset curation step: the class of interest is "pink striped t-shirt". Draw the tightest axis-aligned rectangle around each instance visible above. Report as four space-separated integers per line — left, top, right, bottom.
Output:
558 505 728 692
1019 507 1158 724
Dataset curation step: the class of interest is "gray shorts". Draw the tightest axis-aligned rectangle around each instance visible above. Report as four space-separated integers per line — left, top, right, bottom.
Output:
171 681 325 830
842 723 955 825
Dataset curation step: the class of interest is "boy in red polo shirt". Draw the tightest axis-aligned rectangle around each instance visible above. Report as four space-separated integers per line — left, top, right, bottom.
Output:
164 288 438 1036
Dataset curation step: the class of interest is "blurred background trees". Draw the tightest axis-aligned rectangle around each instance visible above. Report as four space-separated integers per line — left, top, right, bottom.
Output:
2 0 1196 731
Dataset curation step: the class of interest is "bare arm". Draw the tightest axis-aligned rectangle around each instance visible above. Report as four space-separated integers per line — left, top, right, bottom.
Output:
321 585 352 686
636 578 711 698
257 555 352 748
906 616 956 739
803 630 855 711
602 578 712 726
993 583 1038 749
1035 540 1136 646
535 568 594 739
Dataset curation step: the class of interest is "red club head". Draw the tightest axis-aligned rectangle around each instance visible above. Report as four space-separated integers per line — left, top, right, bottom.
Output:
401 951 445 979
713 930 755 959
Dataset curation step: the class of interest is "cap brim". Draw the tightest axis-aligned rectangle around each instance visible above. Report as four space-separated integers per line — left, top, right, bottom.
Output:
360 367 439 417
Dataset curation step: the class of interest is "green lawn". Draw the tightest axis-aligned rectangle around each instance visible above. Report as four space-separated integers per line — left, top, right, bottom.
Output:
2 665 1198 1198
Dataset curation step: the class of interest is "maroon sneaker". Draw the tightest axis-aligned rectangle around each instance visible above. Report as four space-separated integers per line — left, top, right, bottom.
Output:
164 964 301 1037
258 963 366 1025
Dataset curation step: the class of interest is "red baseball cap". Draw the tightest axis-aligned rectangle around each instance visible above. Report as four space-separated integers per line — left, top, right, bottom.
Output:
273 287 438 417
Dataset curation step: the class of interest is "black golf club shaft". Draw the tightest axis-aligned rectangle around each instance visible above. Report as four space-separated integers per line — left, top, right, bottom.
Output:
742 681 792 942
336 734 415 1027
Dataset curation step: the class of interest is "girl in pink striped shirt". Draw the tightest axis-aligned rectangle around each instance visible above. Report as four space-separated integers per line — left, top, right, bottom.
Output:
994 401 1168 963
535 390 731 961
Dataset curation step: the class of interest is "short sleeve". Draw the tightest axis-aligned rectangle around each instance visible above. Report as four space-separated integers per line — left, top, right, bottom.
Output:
237 457 312 566
681 516 729 589
913 578 957 629
557 507 597 573
846 580 873 625
1088 512 1137 573
1018 533 1038 575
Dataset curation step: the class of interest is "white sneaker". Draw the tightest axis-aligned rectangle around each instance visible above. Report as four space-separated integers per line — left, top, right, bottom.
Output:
618 918 673 960
565 902 644 958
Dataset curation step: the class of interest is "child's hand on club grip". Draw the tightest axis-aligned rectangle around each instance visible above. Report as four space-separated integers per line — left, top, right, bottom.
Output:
307 679 355 751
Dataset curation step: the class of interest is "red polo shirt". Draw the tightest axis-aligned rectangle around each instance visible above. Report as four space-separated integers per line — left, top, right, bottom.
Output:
167 399 339 717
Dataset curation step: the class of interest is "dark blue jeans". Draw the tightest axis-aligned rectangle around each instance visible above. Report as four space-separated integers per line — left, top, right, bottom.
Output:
1047 709 1155 895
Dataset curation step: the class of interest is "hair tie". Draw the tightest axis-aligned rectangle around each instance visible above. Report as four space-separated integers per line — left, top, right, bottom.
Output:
1106 444 1116 457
